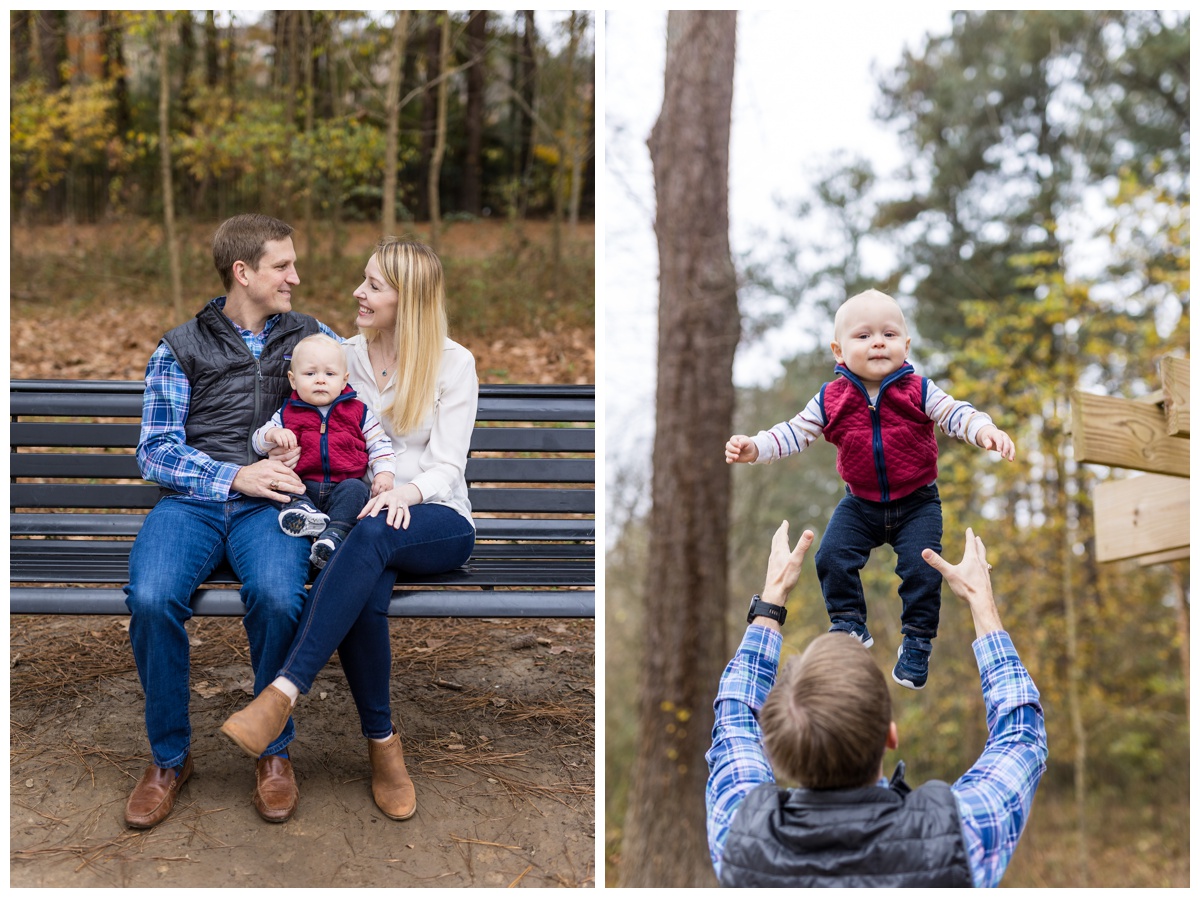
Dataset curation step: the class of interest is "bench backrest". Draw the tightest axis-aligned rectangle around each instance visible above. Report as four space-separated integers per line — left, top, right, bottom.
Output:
11 379 595 544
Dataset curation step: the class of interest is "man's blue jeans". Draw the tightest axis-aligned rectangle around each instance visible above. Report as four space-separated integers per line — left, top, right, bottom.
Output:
124 495 310 768
277 504 475 739
814 483 944 640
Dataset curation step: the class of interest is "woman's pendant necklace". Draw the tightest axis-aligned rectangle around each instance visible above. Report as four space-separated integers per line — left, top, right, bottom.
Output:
376 343 393 378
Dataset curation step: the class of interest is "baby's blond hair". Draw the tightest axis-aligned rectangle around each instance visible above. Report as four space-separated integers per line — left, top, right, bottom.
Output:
833 289 908 343
289 333 347 370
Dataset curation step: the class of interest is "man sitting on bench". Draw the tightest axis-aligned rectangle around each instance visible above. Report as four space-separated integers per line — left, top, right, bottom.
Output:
122 213 338 828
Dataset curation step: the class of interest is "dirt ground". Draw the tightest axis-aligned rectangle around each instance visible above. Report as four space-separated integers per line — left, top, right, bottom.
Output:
10 615 595 888
10 219 597 888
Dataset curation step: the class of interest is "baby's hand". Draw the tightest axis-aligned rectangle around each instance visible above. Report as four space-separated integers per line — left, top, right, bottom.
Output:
267 427 298 450
370 472 395 497
725 435 759 464
977 425 1015 461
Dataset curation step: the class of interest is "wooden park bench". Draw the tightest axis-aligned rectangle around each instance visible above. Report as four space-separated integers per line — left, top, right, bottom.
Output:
10 379 595 618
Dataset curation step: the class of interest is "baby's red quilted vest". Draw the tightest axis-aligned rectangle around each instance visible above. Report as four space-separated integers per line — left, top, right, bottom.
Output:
820 366 937 502
280 386 369 482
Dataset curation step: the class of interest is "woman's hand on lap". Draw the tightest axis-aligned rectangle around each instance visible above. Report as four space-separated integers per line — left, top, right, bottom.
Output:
358 484 420 530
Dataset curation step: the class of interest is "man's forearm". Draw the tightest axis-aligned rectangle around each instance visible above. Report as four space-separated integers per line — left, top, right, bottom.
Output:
954 631 1047 887
968 596 1003 639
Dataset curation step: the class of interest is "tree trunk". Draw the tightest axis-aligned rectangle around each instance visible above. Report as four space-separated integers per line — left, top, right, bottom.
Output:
300 12 316 258
36 11 67 90
512 11 537 220
415 15 441 221
203 11 219 88
618 11 739 888
460 10 487 216
1172 562 1189 713
12 11 33 84
158 14 184 320
561 13 585 231
100 11 131 137
427 12 450 252
382 10 411 236
177 13 196 127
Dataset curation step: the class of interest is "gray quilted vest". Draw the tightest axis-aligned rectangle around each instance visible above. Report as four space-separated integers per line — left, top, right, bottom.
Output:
161 299 322 467
719 767 972 888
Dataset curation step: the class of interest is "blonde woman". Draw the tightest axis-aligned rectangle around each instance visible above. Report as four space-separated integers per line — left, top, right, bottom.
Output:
220 239 477 821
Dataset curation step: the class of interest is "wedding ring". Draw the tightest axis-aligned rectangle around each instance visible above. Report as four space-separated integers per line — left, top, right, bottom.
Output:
270 480 279 490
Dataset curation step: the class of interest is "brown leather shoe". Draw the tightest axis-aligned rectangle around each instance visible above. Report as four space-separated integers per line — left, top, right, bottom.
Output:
220 684 293 759
125 754 193 829
367 729 416 820
253 754 299 823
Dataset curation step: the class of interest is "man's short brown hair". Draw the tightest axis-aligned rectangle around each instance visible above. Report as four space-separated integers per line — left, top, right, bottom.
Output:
212 214 294 292
759 632 892 789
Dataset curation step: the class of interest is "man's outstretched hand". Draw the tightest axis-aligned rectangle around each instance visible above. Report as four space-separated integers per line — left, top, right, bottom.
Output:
761 521 815 608
922 527 1003 638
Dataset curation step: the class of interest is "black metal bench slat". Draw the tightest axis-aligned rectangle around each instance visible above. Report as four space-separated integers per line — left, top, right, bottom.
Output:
12 452 595 485
13 423 595 454
13 483 595 514
11 422 141 448
9 587 594 618
11 379 595 618
10 513 595 541
11 381 596 422
12 558 596 588
12 539 596 566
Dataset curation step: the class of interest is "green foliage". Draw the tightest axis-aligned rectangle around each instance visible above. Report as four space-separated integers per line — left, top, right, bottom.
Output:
10 10 595 226
447 230 594 335
874 10 1189 342
10 79 118 208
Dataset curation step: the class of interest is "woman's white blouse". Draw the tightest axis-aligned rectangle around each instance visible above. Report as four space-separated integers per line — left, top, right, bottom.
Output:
344 334 477 526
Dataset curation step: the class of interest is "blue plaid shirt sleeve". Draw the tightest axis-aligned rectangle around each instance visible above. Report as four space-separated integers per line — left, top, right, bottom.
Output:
705 624 782 879
136 341 240 500
953 630 1048 888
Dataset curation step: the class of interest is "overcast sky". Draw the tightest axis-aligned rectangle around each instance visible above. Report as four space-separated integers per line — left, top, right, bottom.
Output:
601 10 955 530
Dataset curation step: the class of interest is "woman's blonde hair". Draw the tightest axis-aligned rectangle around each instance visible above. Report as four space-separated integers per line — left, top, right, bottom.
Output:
361 238 448 435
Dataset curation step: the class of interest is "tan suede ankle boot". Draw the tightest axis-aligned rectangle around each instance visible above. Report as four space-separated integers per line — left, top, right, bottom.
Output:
219 684 293 758
368 729 416 820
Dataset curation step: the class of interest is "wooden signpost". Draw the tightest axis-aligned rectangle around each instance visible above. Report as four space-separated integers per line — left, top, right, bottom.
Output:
1071 355 1190 565
1071 355 1189 702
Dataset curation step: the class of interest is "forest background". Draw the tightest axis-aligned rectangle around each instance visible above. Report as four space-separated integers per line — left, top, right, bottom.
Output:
605 10 1189 888
10 10 595 382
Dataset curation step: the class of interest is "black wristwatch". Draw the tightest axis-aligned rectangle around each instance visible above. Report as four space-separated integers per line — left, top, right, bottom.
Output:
746 594 786 625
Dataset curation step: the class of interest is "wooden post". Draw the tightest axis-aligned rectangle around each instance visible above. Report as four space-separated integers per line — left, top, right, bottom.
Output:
1070 391 1189 477
1092 474 1188 562
1073 358 1189 724
1161 355 1190 437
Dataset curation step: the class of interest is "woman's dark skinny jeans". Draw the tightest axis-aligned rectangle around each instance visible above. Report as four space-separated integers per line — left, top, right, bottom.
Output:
276 503 475 738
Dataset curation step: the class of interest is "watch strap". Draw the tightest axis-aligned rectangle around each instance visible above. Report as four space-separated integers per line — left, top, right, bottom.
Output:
747 594 786 625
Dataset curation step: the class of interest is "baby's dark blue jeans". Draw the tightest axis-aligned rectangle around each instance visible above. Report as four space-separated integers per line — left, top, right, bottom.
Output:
814 483 943 640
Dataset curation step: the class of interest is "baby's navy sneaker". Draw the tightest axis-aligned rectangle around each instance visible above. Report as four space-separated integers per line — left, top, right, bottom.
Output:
892 635 933 690
309 528 345 569
279 499 329 537
828 619 874 648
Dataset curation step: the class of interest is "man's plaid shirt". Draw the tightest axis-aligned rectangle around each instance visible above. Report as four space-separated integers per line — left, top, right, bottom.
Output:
705 625 1047 888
